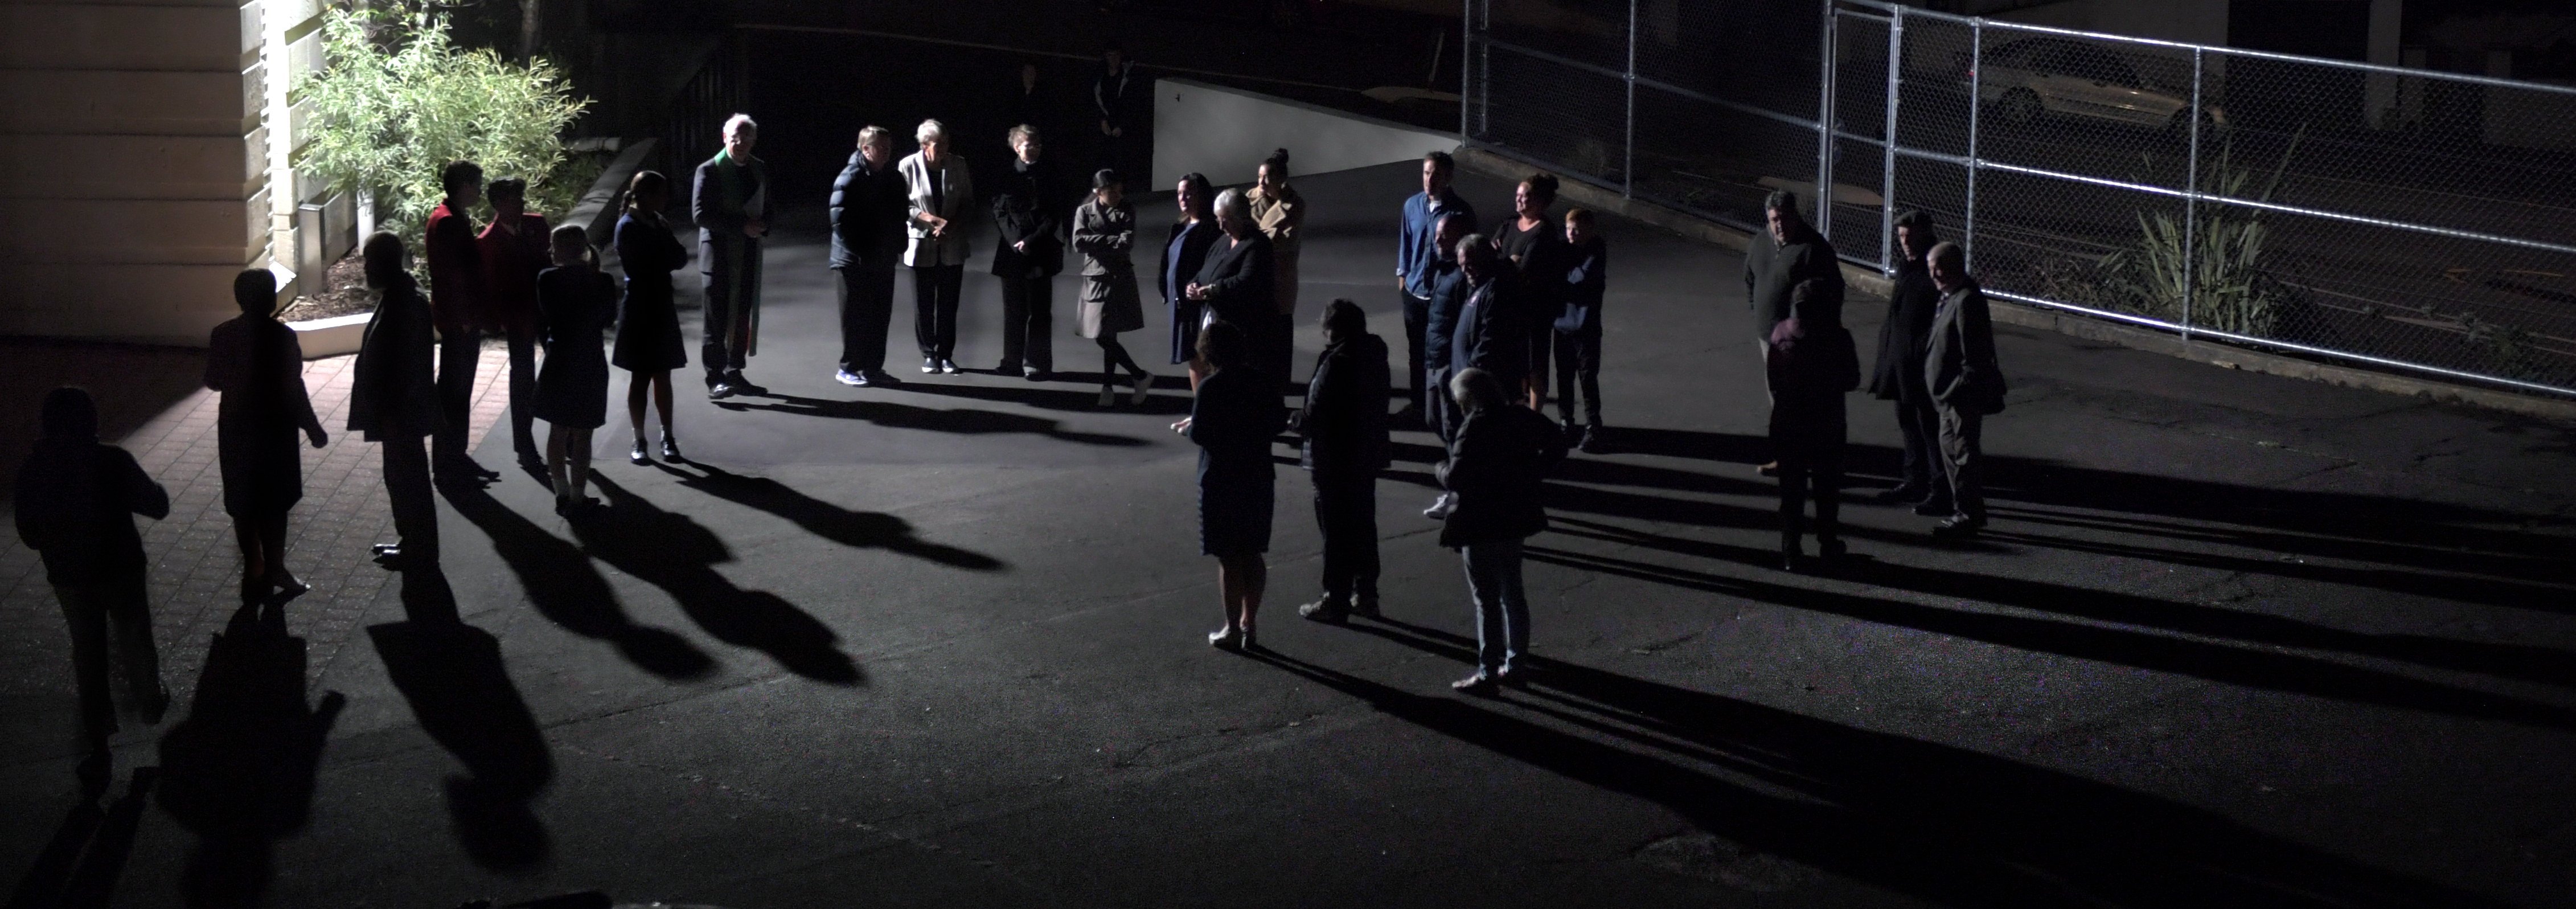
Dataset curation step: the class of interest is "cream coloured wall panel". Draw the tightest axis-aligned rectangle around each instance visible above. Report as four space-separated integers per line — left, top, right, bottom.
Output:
0 132 262 200
0 4 252 71
0 67 261 136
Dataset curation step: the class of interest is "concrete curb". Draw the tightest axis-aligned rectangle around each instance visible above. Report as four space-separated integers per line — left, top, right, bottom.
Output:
288 312 370 360
1458 147 2576 426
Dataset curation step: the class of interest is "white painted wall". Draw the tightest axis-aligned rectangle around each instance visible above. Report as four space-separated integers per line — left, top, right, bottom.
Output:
1151 78 1458 191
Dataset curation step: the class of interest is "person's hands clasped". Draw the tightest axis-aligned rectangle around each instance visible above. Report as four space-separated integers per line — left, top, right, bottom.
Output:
1184 282 1209 301
924 215 950 239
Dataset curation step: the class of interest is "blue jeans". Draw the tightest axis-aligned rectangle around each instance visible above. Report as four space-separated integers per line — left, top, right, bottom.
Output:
1461 539 1528 675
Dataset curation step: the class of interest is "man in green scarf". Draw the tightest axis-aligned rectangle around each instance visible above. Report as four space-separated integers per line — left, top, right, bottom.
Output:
694 113 770 399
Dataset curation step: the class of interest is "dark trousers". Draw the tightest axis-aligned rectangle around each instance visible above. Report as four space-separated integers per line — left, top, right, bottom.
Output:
998 275 1055 373
1401 290 1430 407
1894 389 1941 492
433 325 478 465
1260 312 1297 394
1552 326 1603 427
1524 322 1553 407
836 264 897 375
1777 451 1844 546
1936 404 1987 519
1427 366 1463 443
702 269 757 384
1312 470 1380 605
504 323 538 457
384 435 438 557
913 264 965 361
55 577 160 746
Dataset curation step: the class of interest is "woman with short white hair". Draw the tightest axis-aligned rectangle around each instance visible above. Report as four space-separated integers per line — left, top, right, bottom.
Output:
900 118 975 374
1184 187 1277 387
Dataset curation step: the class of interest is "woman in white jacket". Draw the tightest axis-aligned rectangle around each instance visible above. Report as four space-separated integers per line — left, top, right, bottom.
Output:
900 118 976 374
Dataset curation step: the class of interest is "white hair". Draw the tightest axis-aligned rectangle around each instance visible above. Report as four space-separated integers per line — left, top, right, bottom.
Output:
1213 187 1250 221
916 118 947 144
723 113 757 136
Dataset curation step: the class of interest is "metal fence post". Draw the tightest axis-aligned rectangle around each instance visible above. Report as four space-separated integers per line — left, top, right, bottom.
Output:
1963 19 1980 272
1459 0 1471 141
1625 0 1637 197
1881 6 1902 271
1816 0 1836 241
2181 46 2203 343
1478 0 1491 136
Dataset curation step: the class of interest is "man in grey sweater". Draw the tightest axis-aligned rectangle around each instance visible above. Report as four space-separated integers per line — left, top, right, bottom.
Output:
1742 190 1842 473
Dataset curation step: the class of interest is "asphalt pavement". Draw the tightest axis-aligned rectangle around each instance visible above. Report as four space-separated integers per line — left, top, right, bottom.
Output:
4 160 2575 908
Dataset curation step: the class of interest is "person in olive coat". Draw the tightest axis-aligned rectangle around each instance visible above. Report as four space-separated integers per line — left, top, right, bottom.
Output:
1437 367 1566 693
1871 210 1944 509
1769 280 1860 571
1293 300 1392 623
1072 169 1155 406
990 124 1068 379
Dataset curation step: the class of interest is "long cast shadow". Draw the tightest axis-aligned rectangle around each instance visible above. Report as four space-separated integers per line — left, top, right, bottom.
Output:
5 769 155 909
1550 515 2576 688
440 480 718 679
889 378 1192 416
1518 543 2576 732
1244 644 2502 907
717 393 1153 445
657 462 1005 571
366 568 554 871
154 601 344 908
573 475 864 685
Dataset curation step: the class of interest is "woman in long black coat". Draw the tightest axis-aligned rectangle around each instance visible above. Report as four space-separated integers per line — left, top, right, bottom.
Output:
1768 279 1860 571
1184 187 1274 385
206 268 326 601
1176 320 1284 652
614 170 690 465
537 224 620 513
1158 172 1220 368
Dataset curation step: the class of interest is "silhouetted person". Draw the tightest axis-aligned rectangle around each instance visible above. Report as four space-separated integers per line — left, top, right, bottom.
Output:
427 160 497 482
1450 235 1530 412
696 113 770 399
1398 151 1476 423
1175 321 1285 652
206 268 327 605
536 224 616 513
1092 41 1141 176
1008 62 1051 149
1159 171 1219 370
350 231 442 568
16 386 170 789
478 177 551 470
1553 207 1609 452
1768 280 1859 571
1437 367 1565 693
1495 172 1567 410
901 118 975 375
614 169 689 465
1294 300 1390 624
1925 240 2005 538
830 125 909 387
1072 168 1155 406
1249 148 1306 391
1872 209 1945 510
1743 189 1841 476
991 123 1067 380
1185 187 1275 386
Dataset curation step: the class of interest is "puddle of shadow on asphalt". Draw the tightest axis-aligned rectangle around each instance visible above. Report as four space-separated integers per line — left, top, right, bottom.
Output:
573 474 865 685
155 598 344 907
366 567 555 873
713 392 1153 447
1249 623 2513 908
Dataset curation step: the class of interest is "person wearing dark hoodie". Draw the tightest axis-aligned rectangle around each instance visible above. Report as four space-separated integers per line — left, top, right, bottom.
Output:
1294 300 1391 624
16 385 171 790
1767 279 1860 571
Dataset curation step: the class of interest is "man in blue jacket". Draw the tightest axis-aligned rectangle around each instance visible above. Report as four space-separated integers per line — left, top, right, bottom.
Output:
1397 150 1476 423
830 126 909 387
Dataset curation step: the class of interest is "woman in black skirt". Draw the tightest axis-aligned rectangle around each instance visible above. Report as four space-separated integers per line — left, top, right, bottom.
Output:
536 224 619 513
205 268 326 603
1174 320 1284 651
614 169 690 465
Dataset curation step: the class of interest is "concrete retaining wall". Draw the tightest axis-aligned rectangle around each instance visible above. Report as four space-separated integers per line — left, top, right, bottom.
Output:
1151 77 1458 190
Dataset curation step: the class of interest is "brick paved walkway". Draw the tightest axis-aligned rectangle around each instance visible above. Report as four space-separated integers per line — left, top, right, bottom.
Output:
0 342 513 761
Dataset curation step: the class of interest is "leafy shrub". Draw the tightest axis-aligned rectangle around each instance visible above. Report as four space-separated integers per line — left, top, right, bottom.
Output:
2096 128 2310 340
296 9 590 259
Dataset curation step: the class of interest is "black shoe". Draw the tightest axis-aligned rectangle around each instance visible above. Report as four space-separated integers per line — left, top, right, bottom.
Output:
1757 461 1779 478
1932 514 1987 538
1877 484 1931 503
76 750 109 797
1352 597 1382 619
1818 537 1848 562
1779 539 1804 572
708 382 738 400
1297 597 1351 623
922 357 940 374
1912 498 1956 517
1026 369 1052 382
868 370 901 387
725 371 765 395
940 359 962 374
373 546 437 570
1578 425 1608 454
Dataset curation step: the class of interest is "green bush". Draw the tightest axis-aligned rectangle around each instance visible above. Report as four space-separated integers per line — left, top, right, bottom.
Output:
295 9 590 259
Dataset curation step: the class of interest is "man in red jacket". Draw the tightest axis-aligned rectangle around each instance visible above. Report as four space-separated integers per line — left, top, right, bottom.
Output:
427 160 498 482
478 177 551 470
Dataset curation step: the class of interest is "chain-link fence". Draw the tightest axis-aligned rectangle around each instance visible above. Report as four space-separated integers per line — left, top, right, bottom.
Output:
1461 0 2576 398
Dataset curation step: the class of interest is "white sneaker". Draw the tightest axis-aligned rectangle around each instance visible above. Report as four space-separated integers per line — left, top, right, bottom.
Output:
1422 492 1455 519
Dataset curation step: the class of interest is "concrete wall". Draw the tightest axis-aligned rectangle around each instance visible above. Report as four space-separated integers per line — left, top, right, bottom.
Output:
1151 78 1458 191
0 0 274 346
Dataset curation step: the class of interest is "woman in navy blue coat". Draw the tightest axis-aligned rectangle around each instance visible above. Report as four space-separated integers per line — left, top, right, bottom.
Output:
614 170 690 465
1176 320 1284 652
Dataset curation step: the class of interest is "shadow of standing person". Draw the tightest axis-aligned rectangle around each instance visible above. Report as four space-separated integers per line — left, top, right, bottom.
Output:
573 475 864 685
6 767 157 909
658 462 1005 571
364 568 553 871
439 478 717 680
154 601 345 908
